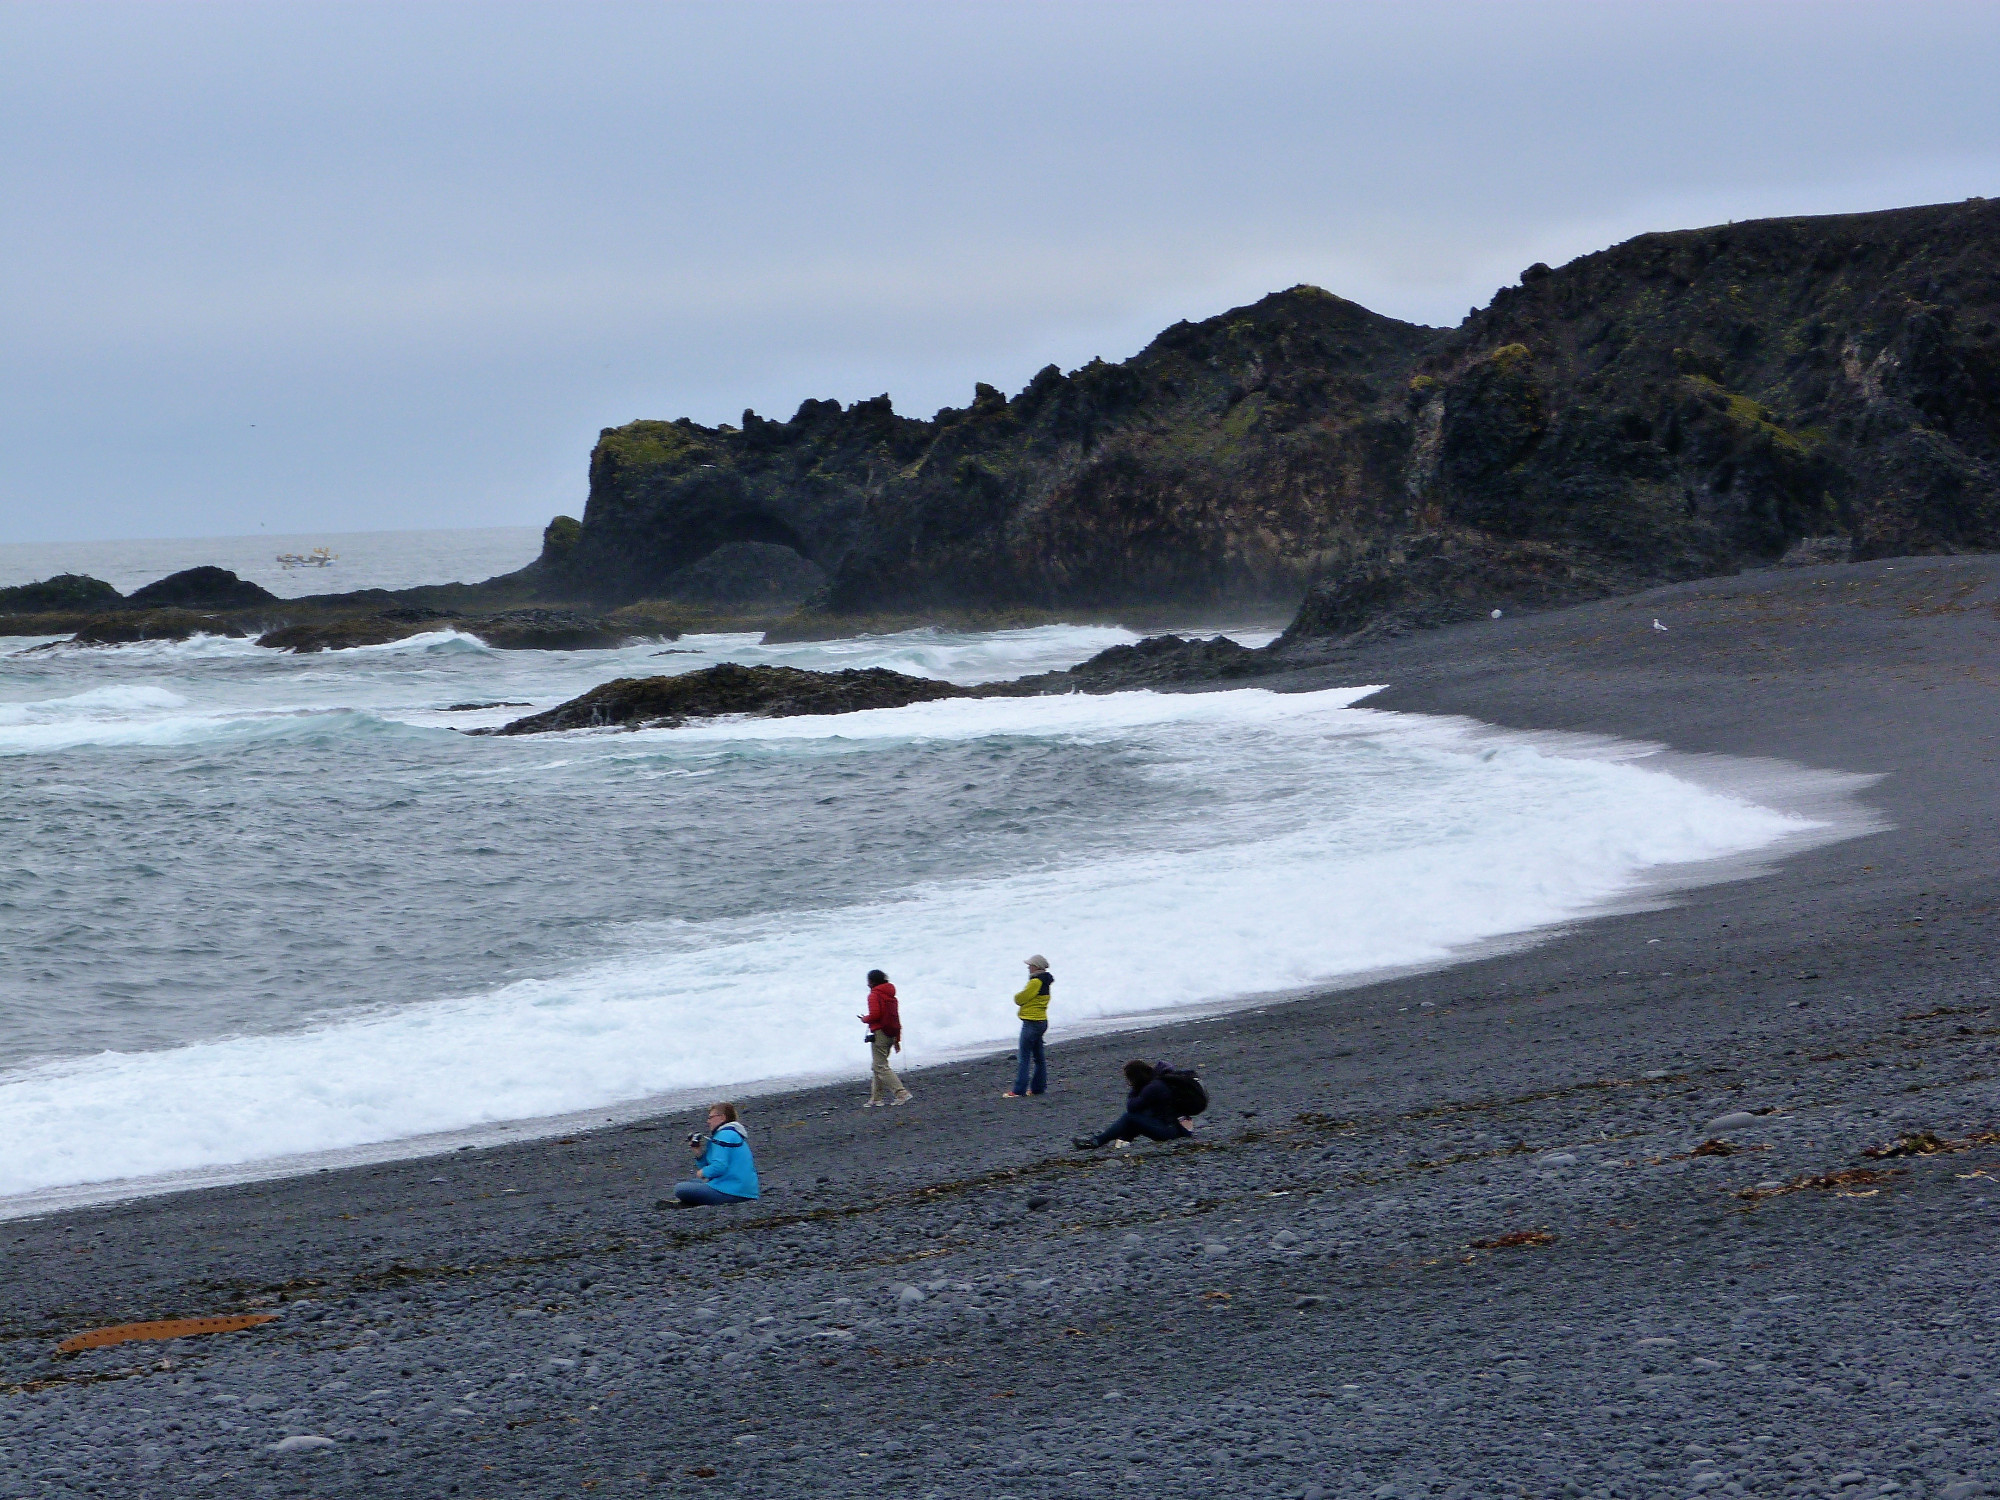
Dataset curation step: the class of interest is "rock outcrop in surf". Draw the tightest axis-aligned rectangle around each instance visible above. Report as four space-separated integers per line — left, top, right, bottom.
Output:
258 609 633 653
125 567 278 610
0 574 122 613
488 663 972 734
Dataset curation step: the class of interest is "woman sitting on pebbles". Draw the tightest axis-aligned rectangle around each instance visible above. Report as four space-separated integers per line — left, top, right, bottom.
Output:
673 1103 760 1206
1072 1061 1196 1151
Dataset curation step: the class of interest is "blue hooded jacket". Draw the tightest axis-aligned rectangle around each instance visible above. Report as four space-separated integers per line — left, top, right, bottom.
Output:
696 1122 759 1199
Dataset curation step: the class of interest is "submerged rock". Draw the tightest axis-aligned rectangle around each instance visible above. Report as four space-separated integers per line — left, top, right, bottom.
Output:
489 663 970 734
995 632 1279 694
66 610 250 645
259 609 631 653
463 610 631 651
257 610 460 652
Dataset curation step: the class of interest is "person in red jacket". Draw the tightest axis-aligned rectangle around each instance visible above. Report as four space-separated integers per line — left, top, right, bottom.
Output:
856 968 913 1108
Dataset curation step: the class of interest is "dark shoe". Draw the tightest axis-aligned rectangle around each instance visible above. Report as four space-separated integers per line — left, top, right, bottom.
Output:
1072 1136 1098 1151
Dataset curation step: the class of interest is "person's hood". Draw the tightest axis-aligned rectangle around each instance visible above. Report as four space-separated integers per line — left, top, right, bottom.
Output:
871 981 897 998
713 1120 748 1141
1036 969 1054 986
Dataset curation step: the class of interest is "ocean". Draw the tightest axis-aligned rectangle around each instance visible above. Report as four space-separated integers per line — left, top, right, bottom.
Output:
0 526 543 599
0 536 1815 1207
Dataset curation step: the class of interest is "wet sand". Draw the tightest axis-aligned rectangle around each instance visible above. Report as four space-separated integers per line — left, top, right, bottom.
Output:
2 555 1997 1499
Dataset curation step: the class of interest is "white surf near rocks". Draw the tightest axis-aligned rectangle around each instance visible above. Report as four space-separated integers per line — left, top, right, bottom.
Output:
0 620 1841 1203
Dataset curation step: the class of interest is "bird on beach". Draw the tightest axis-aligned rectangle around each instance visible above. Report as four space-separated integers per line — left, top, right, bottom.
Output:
1652 618 1669 631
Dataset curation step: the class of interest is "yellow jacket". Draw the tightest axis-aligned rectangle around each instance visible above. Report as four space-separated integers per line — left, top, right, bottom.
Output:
1014 972 1052 1022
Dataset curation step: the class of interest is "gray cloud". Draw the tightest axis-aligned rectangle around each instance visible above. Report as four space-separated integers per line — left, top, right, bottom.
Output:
3 0 1996 541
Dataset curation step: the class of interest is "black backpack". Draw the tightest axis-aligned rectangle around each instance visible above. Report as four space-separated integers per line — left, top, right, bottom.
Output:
1152 1063 1208 1118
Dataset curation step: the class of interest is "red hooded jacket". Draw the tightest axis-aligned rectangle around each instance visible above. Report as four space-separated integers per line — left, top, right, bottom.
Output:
863 981 901 1038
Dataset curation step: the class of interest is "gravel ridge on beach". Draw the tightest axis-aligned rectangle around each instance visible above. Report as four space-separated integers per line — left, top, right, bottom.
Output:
1 555 1996 1500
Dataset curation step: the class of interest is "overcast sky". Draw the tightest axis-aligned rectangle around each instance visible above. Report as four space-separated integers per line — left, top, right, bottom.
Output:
4 0 1997 544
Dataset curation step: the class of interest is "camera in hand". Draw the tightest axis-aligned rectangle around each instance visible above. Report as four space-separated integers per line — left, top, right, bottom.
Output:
686 1130 709 1150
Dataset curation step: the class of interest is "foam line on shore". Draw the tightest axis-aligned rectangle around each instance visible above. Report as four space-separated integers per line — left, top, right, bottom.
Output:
0 687 1875 1216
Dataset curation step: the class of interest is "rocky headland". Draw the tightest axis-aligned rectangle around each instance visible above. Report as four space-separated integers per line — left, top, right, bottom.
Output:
10 200 1995 658
526 198 1999 631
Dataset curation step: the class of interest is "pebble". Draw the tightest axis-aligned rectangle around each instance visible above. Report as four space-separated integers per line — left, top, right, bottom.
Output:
269 1435 337 1454
896 1285 926 1306
1538 1153 1579 1167
1706 1111 1762 1132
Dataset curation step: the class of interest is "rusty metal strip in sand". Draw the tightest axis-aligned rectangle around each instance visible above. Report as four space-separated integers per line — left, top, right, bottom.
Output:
57 1313 278 1354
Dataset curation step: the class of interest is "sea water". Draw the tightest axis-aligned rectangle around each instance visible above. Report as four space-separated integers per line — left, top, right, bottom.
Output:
0 618 1809 1201
0 526 543 598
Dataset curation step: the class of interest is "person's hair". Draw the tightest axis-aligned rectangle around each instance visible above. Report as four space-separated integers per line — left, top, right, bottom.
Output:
707 1102 739 1123
1123 1060 1155 1090
866 969 888 986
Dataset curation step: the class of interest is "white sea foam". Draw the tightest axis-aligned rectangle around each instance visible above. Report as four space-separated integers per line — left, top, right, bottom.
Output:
321 628 494 656
0 686 1815 1198
0 704 437 756
0 683 189 721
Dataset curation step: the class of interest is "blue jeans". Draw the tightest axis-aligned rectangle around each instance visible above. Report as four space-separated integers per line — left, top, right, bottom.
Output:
1093 1111 1189 1147
674 1180 751 1206
1014 1020 1048 1095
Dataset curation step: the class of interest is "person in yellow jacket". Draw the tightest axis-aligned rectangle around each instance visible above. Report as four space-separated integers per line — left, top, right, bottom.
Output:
1002 955 1053 1098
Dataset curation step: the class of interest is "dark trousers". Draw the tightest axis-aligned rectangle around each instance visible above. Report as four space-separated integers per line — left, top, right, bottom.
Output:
674 1181 750 1206
1092 1111 1190 1147
1014 1020 1048 1095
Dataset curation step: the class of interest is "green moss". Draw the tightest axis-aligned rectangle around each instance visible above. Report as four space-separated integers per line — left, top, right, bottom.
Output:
1683 375 1817 454
541 515 582 558
1489 343 1532 371
595 419 714 472
1219 394 1264 441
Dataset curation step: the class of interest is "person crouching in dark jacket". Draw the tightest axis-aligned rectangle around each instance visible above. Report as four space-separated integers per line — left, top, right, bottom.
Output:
1072 1061 1192 1150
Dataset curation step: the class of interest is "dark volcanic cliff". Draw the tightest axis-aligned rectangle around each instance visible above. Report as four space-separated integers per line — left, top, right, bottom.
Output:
1406 198 2000 574
549 287 1435 612
540 200 2000 622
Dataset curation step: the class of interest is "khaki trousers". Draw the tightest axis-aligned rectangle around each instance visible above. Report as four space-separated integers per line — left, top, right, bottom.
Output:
869 1031 908 1103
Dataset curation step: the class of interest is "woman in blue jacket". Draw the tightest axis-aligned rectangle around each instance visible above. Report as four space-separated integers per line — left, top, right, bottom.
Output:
673 1102 760 1206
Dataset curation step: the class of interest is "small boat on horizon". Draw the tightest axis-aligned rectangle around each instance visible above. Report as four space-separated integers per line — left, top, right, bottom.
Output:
276 546 338 569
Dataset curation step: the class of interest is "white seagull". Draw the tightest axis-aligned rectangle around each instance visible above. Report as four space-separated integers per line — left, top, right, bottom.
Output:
1652 618 1669 631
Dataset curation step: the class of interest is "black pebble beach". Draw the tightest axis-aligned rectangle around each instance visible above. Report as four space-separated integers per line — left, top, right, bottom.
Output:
2 556 1996 1500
